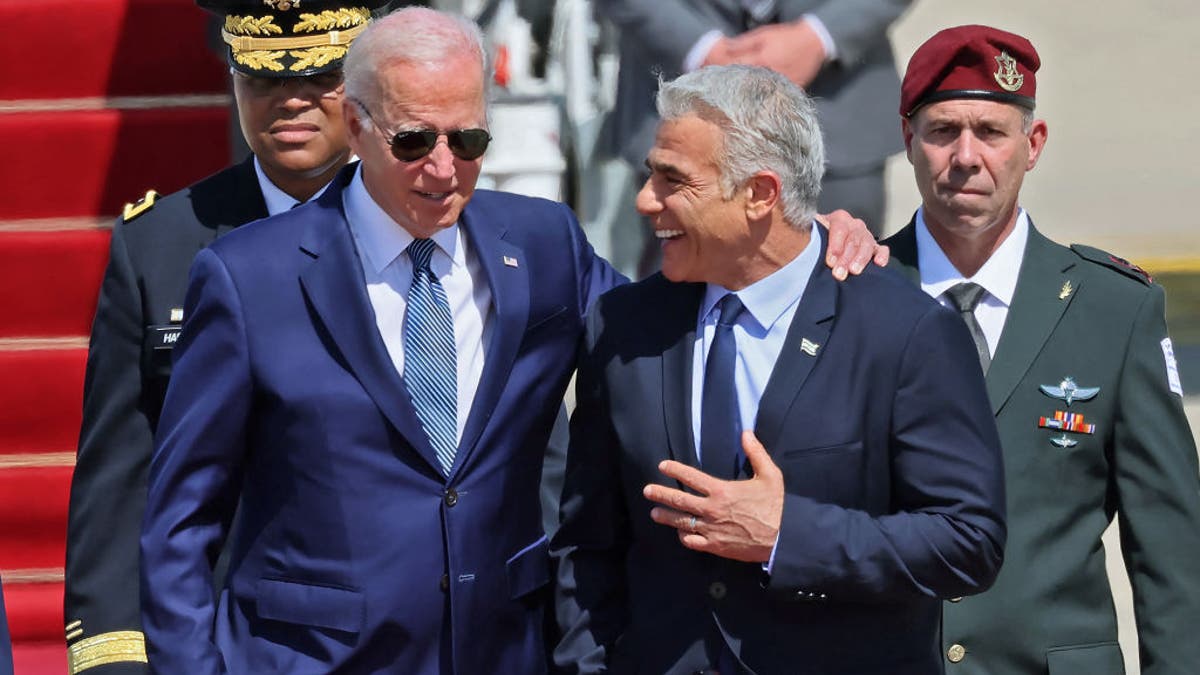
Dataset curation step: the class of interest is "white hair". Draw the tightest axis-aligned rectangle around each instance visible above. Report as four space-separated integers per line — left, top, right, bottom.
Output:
344 7 487 116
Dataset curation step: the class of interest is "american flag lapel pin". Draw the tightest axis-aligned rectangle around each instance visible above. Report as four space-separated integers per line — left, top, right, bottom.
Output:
503 255 519 268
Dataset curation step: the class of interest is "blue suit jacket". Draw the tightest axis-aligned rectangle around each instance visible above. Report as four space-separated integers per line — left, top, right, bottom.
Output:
0 583 12 675
140 166 621 674
553 240 1007 674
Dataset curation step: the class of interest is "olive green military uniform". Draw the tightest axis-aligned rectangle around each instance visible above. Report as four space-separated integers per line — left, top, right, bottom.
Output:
885 219 1200 675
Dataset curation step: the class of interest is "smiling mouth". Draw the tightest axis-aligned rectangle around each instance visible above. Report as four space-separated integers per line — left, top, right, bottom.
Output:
416 191 451 200
655 229 683 240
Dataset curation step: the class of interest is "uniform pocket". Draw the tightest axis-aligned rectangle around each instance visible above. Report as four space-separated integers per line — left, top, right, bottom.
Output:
255 578 364 633
1046 641 1124 674
505 535 550 599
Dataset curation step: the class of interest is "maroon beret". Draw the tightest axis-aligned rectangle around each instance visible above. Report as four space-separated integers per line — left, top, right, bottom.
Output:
900 25 1040 117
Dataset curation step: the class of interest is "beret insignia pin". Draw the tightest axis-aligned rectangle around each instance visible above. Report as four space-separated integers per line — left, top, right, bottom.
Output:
993 51 1024 92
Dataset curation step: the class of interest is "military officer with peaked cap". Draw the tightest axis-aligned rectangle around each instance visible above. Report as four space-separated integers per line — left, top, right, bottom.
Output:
882 24 1200 674
63 2 389 672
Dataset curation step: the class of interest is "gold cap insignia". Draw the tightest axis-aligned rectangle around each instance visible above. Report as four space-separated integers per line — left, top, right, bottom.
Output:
264 0 300 10
993 51 1024 92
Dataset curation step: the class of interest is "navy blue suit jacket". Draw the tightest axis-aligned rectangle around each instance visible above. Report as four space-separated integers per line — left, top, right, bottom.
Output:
0 583 11 675
140 167 621 674
554 241 1007 674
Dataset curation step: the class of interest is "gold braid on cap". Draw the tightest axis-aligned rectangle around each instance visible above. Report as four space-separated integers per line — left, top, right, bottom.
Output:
222 7 370 72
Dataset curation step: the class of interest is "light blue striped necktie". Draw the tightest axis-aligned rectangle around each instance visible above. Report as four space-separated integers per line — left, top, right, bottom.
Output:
403 238 458 475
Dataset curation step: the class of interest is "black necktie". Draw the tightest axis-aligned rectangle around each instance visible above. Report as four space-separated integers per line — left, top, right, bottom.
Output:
945 282 991 373
700 294 744 478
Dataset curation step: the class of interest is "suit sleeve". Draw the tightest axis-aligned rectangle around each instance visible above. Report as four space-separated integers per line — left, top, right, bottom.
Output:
1111 286 1200 675
64 220 152 673
594 0 725 74
802 0 912 66
551 302 631 674
768 305 1007 602
140 248 250 675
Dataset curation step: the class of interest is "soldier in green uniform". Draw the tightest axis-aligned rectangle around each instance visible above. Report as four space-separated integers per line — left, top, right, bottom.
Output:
883 24 1200 674
62 2 388 672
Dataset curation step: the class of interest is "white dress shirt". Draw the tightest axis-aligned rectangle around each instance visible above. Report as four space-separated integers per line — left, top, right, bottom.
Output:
915 207 1030 357
342 165 492 443
689 226 822 460
253 156 336 215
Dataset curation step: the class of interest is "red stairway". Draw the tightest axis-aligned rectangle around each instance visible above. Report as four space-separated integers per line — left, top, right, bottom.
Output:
0 0 231 671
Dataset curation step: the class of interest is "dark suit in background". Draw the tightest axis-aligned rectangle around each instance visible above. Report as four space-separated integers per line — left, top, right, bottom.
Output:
0 583 12 675
886 222 1200 674
64 159 267 672
597 0 910 231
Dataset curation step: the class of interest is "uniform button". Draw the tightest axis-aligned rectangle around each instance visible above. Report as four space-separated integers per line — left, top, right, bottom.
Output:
439 574 449 591
444 488 458 507
947 643 966 663
949 596 963 603
708 581 727 600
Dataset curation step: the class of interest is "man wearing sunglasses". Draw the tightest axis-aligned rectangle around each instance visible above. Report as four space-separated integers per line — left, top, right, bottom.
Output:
63 1 388 672
138 6 885 673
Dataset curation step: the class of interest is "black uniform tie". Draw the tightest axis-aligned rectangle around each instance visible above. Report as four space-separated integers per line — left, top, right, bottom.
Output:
945 282 991 374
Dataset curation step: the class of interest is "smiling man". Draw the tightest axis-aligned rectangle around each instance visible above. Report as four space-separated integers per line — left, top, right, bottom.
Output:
553 64 1006 675
883 25 1200 674
63 2 383 672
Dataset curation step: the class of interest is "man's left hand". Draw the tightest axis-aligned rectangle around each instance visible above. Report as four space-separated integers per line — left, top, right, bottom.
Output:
645 431 784 563
726 20 825 88
818 210 889 280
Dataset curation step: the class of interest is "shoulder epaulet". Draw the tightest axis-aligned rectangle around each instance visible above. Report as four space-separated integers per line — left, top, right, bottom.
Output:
1069 244 1154 285
121 189 159 222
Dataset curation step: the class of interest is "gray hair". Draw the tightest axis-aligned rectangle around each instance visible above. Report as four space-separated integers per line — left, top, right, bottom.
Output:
656 65 825 228
344 7 487 117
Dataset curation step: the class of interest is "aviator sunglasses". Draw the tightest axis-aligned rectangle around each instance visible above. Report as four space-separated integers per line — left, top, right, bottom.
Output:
352 98 491 162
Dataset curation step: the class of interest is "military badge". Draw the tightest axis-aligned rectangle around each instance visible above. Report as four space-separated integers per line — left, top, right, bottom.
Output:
1039 377 1099 406
993 51 1024 92
1039 410 1095 435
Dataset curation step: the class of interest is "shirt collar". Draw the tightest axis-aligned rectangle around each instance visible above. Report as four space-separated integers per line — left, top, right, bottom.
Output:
343 164 464 274
701 225 822 332
253 155 336 216
915 207 1028 307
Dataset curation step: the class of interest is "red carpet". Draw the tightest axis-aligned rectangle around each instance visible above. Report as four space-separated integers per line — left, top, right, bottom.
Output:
1 0 230 669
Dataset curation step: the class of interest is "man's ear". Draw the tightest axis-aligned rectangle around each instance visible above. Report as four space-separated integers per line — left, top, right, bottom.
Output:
344 99 366 154
744 170 781 221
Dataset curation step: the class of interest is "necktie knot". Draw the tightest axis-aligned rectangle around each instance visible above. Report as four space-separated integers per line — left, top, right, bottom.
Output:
945 282 986 313
715 294 745 328
407 238 437 274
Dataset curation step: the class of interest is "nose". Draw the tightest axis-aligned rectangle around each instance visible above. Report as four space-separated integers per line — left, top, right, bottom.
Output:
635 176 660 216
950 130 982 170
421 138 457 180
276 80 315 111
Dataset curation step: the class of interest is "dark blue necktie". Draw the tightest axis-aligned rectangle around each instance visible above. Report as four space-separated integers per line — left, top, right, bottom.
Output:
403 238 458 475
700 294 744 478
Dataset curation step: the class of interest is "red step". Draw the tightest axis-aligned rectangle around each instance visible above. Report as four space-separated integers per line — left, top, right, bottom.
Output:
0 348 86 455
0 231 110 338
0 467 73 570
12 640 69 675
0 0 225 100
4 579 66 649
0 106 230 220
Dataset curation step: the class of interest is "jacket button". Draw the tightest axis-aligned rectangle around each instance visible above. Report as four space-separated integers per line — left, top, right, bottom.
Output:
444 488 458 507
707 581 727 600
440 574 450 591
947 643 966 663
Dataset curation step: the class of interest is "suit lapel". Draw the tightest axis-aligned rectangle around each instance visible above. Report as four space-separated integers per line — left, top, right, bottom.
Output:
449 205 530 478
661 282 705 472
297 179 444 476
985 224 1080 415
754 236 837 453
